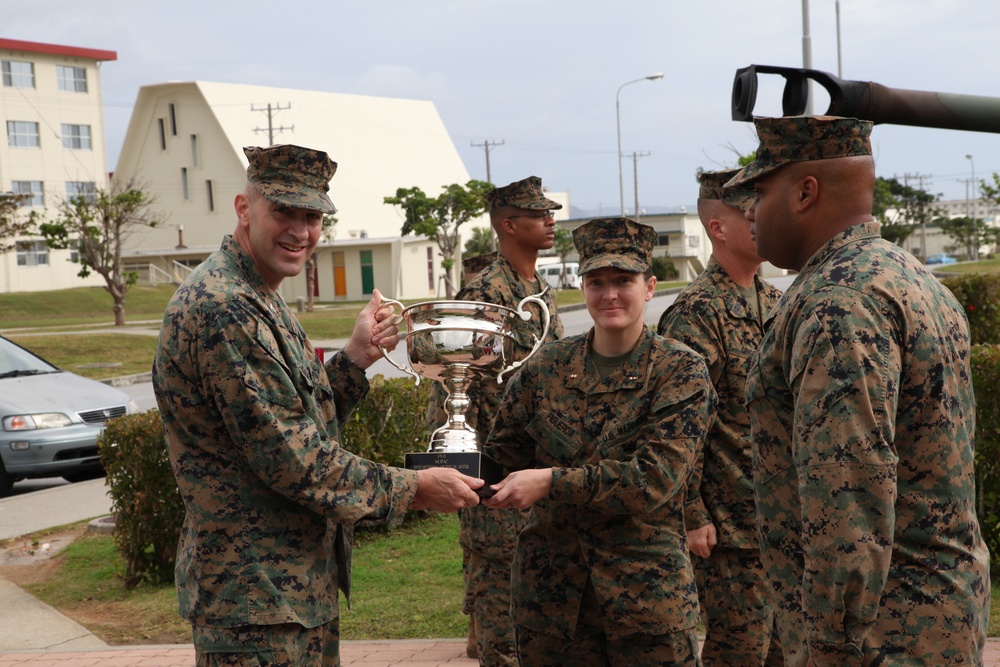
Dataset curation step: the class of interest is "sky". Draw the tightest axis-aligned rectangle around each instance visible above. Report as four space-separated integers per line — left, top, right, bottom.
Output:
9 0 1000 216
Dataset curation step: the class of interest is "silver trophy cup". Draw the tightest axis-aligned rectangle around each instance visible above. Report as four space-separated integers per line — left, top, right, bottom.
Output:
379 293 550 493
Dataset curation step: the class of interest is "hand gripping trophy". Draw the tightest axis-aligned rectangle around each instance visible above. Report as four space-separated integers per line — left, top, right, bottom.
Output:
379 293 550 496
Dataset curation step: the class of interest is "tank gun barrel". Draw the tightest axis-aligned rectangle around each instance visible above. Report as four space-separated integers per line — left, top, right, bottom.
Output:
732 64 1000 134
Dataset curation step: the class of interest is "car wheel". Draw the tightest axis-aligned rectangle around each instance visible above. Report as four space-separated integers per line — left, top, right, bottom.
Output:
0 460 13 498
63 468 106 484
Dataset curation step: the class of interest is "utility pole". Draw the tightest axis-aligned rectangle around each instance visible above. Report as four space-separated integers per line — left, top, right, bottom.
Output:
629 151 651 221
252 102 294 146
471 139 504 184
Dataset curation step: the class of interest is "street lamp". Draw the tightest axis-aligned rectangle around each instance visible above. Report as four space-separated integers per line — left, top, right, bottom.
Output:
967 154 978 260
616 73 664 216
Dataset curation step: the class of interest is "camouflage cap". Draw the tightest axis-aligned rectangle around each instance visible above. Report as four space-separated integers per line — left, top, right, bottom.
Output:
726 115 873 188
698 168 755 211
573 217 657 275
462 251 497 277
485 176 563 211
244 144 338 214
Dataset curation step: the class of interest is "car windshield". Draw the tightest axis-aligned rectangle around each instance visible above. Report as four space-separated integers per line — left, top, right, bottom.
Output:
0 336 60 378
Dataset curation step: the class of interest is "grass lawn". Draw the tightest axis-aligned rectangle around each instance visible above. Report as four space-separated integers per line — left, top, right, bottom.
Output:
7 512 466 645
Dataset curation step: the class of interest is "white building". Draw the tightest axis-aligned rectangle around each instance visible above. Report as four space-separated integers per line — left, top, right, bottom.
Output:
115 81 501 302
896 197 1000 260
0 38 115 293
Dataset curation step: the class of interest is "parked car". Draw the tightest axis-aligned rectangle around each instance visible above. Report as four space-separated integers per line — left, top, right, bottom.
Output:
539 262 582 290
0 335 137 496
926 253 958 265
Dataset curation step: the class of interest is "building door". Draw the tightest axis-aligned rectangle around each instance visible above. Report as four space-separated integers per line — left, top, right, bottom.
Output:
332 252 347 298
360 250 374 295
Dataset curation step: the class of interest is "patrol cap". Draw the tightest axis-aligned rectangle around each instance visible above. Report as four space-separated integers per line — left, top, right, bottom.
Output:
726 115 873 188
244 144 338 214
462 251 497 277
485 176 563 211
698 168 755 211
573 217 657 275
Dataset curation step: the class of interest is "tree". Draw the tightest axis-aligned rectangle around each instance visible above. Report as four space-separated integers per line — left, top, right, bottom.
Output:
552 228 575 288
979 172 1000 208
937 215 1000 261
304 213 337 312
872 177 943 247
0 192 38 252
463 226 495 258
384 180 492 298
39 177 165 326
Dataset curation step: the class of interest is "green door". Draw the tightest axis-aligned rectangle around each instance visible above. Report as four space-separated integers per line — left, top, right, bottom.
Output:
360 250 374 295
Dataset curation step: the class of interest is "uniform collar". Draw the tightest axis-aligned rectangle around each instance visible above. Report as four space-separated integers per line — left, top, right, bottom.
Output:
564 327 653 393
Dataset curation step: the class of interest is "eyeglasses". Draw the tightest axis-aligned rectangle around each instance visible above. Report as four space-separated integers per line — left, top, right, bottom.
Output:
508 211 554 220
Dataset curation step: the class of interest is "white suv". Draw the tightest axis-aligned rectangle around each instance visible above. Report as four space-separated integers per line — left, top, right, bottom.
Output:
539 263 581 290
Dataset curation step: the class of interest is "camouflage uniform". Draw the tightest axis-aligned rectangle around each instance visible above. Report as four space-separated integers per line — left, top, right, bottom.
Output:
484 218 715 666
656 169 784 667
153 145 419 667
429 176 564 667
729 117 991 666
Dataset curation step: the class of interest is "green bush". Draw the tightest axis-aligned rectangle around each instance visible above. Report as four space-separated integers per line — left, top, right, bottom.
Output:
972 344 1000 574
941 273 1000 344
651 256 679 281
341 375 434 466
99 410 184 589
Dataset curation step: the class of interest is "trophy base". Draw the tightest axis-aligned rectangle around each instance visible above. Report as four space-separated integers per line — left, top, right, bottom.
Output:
404 450 505 499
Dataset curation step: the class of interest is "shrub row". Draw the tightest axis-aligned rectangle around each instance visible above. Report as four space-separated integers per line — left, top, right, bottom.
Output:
941 273 1000 345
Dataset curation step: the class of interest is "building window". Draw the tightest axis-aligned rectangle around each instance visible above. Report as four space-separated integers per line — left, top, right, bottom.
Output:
11 181 44 207
69 239 81 263
181 168 189 200
427 247 434 290
158 119 166 150
56 65 88 92
7 121 40 148
65 181 97 204
657 233 670 247
2 60 34 88
206 180 214 211
168 103 177 136
191 134 200 167
61 124 93 150
16 241 48 267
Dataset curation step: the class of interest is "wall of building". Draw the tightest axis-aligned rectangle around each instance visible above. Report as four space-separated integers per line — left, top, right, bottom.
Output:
1 39 115 293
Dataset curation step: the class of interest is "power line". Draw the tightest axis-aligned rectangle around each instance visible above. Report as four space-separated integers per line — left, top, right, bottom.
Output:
251 102 293 146
471 139 504 184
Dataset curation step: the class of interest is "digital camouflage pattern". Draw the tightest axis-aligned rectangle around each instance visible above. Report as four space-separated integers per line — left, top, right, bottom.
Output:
658 258 781 548
573 216 657 275
483 327 717 643
514 579 701 666
725 115 873 188
462 251 498 282
193 621 339 667
485 175 563 211
697 167 756 211
748 221 991 665
153 235 419 635
244 144 338 214
427 251 563 666
658 258 783 665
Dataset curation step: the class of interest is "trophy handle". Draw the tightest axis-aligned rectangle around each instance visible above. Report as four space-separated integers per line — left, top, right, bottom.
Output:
377 297 421 385
497 288 551 384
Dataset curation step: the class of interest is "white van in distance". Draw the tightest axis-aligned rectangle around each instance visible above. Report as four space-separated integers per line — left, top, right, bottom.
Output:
539 262 581 290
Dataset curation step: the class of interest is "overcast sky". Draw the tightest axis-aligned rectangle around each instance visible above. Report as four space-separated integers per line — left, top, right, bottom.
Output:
10 0 1000 214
